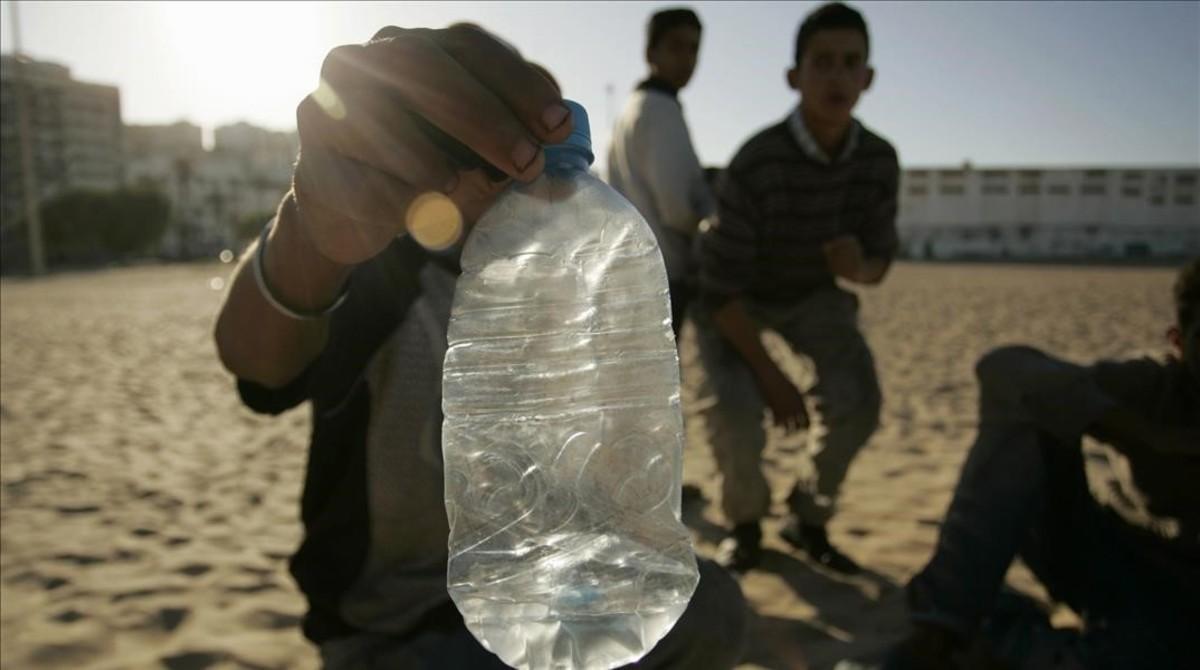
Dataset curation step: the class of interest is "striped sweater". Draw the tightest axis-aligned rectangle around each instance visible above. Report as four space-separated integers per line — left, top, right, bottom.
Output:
699 110 900 308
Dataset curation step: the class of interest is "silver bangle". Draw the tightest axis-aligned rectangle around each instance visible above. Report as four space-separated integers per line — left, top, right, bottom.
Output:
252 218 349 321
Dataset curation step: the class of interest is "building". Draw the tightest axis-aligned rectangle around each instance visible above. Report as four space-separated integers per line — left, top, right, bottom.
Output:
213 121 297 179
125 121 204 161
0 53 123 237
897 165 1200 261
124 121 295 257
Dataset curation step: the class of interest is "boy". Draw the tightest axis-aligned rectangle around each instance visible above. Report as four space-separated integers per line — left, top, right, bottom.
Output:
607 7 712 339
872 258 1200 669
214 23 746 668
695 2 899 573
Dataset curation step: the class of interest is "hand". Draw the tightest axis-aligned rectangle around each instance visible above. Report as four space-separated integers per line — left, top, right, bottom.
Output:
822 235 865 281
292 24 573 265
756 365 810 433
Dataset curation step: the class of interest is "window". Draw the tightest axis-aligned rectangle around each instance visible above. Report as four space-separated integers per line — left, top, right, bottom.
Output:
1019 184 1040 196
1048 184 1071 195
981 170 1008 178
907 170 928 178
1018 170 1043 179
907 186 928 196
1177 195 1196 206
1151 196 1165 206
1123 171 1144 181
939 185 965 196
982 185 1009 195
1081 184 1106 196
1084 169 1108 178
1122 187 1141 198
1176 174 1197 186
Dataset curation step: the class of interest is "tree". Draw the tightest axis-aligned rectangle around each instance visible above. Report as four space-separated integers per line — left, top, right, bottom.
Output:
37 188 171 267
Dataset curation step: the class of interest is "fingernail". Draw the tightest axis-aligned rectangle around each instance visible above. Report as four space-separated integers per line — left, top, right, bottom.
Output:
542 103 570 131
512 138 539 172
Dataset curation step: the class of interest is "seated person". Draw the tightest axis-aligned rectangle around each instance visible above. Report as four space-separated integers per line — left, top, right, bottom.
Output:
875 258 1200 669
213 23 747 669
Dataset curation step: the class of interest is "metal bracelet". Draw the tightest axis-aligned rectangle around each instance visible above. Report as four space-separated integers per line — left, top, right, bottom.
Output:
251 218 348 321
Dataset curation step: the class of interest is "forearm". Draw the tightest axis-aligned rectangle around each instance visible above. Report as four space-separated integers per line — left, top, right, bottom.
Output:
848 255 891 285
214 192 353 388
712 298 779 379
1089 405 1158 451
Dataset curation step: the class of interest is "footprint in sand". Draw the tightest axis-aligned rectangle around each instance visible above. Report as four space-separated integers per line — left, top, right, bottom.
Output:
176 563 212 578
7 570 72 590
241 607 302 630
55 504 101 515
51 608 87 624
160 650 226 670
154 607 190 632
51 552 106 566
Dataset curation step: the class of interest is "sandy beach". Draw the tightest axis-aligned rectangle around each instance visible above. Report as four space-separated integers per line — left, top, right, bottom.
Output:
0 261 1177 669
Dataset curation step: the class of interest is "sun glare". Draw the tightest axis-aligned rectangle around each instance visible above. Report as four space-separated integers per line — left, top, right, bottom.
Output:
155 2 326 132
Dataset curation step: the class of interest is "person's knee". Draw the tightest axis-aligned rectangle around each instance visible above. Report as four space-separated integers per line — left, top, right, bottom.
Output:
975 345 1044 388
672 560 748 668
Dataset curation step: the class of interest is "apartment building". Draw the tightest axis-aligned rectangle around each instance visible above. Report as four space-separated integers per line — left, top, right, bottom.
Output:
897 165 1199 260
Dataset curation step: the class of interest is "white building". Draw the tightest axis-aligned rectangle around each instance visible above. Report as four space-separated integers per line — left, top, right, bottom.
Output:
125 121 204 161
0 54 123 237
897 165 1199 260
124 121 296 257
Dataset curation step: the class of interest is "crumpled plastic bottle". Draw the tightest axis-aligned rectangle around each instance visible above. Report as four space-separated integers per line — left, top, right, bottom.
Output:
441 100 698 670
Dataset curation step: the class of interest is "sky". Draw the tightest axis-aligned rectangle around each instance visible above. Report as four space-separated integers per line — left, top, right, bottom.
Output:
2 1 1198 170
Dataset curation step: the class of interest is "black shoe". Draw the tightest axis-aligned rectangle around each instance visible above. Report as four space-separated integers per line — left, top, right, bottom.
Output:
780 520 861 575
716 522 762 573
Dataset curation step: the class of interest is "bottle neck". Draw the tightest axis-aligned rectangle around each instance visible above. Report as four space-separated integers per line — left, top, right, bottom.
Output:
543 145 592 174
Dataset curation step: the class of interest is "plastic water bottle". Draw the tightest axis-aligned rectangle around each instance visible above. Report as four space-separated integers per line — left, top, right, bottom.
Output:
442 100 698 670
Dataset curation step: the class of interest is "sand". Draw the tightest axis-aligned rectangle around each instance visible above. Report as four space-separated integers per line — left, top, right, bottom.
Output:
0 261 1176 669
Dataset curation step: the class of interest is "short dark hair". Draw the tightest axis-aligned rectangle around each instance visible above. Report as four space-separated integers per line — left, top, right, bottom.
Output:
1175 257 1200 330
794 2 870 65
647 8 702 51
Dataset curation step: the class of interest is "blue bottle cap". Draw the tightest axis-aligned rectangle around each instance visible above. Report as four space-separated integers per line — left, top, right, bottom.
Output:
547 99 594 166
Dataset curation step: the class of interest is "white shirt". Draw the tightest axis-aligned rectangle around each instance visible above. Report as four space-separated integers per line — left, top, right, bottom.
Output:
606 86 712 282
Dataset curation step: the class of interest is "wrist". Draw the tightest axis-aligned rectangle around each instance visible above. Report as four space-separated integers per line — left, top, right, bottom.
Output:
264 193 354 312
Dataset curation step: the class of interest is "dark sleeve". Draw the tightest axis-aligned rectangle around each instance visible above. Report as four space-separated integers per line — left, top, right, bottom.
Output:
974 345 1118 444
230 236 431 417
237 365 314 416
698 166 761 309
860 148 900 260
1089 357 1169 417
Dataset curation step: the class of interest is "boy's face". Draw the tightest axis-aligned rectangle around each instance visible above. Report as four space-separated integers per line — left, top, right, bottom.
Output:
788 28 873 125
648 25 702 90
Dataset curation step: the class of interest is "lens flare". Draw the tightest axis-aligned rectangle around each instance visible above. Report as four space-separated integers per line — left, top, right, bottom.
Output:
312 78 347 120
406 192 463 251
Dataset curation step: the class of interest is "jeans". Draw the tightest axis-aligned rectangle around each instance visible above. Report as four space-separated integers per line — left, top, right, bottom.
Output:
906 347 1195 669
694 287 881 526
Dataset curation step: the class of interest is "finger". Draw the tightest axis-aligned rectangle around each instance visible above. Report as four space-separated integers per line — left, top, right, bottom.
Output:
297 87 457 193
324 32 546 181
294 147 416 235
428 24 573 144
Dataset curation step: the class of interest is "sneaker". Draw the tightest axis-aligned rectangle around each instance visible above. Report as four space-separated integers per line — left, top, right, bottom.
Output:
780 519 861 575
716 522 762 573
